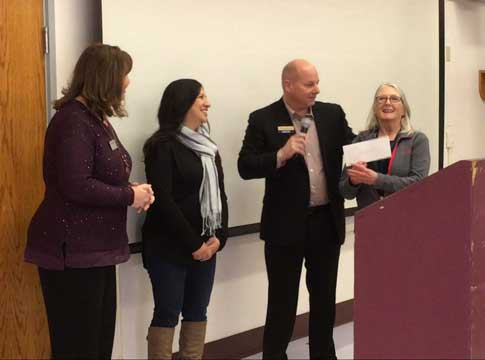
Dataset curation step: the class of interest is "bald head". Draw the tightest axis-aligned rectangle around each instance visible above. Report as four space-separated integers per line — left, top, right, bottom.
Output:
282 59 316 85
281 59 320 113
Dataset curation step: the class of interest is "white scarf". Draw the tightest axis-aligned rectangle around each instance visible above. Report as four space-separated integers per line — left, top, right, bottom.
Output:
177 123 222 236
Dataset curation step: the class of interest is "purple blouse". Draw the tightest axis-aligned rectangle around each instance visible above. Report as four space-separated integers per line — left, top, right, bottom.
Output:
25 100 134 270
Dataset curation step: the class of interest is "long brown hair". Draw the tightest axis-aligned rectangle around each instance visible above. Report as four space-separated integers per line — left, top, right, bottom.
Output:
143 79 202 160
54 43 133 118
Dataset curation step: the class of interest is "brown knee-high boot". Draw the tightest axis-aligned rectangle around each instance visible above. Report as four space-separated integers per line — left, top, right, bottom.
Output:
147 326 175 359
178 321 207 359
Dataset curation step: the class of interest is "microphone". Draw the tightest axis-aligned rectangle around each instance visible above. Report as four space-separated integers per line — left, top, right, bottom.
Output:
300 117 312 134
293 117 312 160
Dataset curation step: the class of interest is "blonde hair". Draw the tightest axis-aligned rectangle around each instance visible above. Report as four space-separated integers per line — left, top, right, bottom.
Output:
366 83 413 133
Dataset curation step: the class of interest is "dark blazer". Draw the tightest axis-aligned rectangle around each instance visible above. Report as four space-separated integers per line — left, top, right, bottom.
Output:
238 98 354 245
25 100 134 270
142 138 228 265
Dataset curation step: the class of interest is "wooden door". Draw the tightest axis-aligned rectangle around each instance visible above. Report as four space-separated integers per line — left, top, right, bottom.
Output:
0 0 50 358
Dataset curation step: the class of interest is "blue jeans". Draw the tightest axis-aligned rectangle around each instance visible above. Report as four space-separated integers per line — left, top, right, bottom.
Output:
146 256 216 328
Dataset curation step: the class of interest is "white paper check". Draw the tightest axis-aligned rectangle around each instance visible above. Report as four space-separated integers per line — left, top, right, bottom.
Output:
343 136 391 165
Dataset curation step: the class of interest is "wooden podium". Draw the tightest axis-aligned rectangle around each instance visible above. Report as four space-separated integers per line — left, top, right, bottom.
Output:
354 160 485 359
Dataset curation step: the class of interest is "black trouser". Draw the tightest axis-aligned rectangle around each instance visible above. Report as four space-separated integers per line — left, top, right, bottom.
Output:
263 205 341 360
38 265 116 359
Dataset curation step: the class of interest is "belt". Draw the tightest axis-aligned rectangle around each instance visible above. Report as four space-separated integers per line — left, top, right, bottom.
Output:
307 203 330 216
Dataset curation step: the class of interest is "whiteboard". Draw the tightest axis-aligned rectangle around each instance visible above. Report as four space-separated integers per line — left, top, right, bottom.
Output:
102 0 439 233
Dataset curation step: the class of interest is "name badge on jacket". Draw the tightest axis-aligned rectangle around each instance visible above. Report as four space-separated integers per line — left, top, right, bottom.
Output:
277 125 295 134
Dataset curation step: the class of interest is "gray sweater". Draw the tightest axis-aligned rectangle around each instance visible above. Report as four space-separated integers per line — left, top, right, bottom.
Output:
339 129 430 209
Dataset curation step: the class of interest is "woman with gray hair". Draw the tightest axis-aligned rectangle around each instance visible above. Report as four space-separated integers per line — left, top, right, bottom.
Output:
339 83 430 209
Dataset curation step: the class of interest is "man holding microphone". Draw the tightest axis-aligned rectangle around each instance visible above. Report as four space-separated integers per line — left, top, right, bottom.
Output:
238 59 354 359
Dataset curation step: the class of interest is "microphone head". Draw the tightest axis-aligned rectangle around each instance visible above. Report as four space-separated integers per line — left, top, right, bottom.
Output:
300 117 312 134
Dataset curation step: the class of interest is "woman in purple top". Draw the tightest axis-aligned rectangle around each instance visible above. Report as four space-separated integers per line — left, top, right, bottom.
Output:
25 44 154 359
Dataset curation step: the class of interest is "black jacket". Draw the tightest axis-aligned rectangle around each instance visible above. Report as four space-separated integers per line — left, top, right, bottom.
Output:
142 138 228 264
238 98 354 245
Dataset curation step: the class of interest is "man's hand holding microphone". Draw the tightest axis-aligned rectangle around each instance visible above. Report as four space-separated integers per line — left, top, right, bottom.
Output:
276 117 312 167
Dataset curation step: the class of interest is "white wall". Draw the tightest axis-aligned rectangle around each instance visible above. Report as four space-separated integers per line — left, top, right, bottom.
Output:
102 0 440 231
100 2 438 356
50 0 101 98
445 0 485 165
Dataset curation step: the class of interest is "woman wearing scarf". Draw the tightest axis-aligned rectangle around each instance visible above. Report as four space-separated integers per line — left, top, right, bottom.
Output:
142 79 228 359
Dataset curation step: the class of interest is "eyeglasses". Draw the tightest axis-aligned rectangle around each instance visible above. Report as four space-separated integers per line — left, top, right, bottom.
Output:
375 95 402 104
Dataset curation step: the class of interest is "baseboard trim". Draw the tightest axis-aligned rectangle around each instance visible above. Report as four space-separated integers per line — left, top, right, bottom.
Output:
199 299 353 359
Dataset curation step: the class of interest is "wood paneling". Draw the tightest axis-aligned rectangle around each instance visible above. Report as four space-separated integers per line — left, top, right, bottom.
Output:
0 0 49 358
